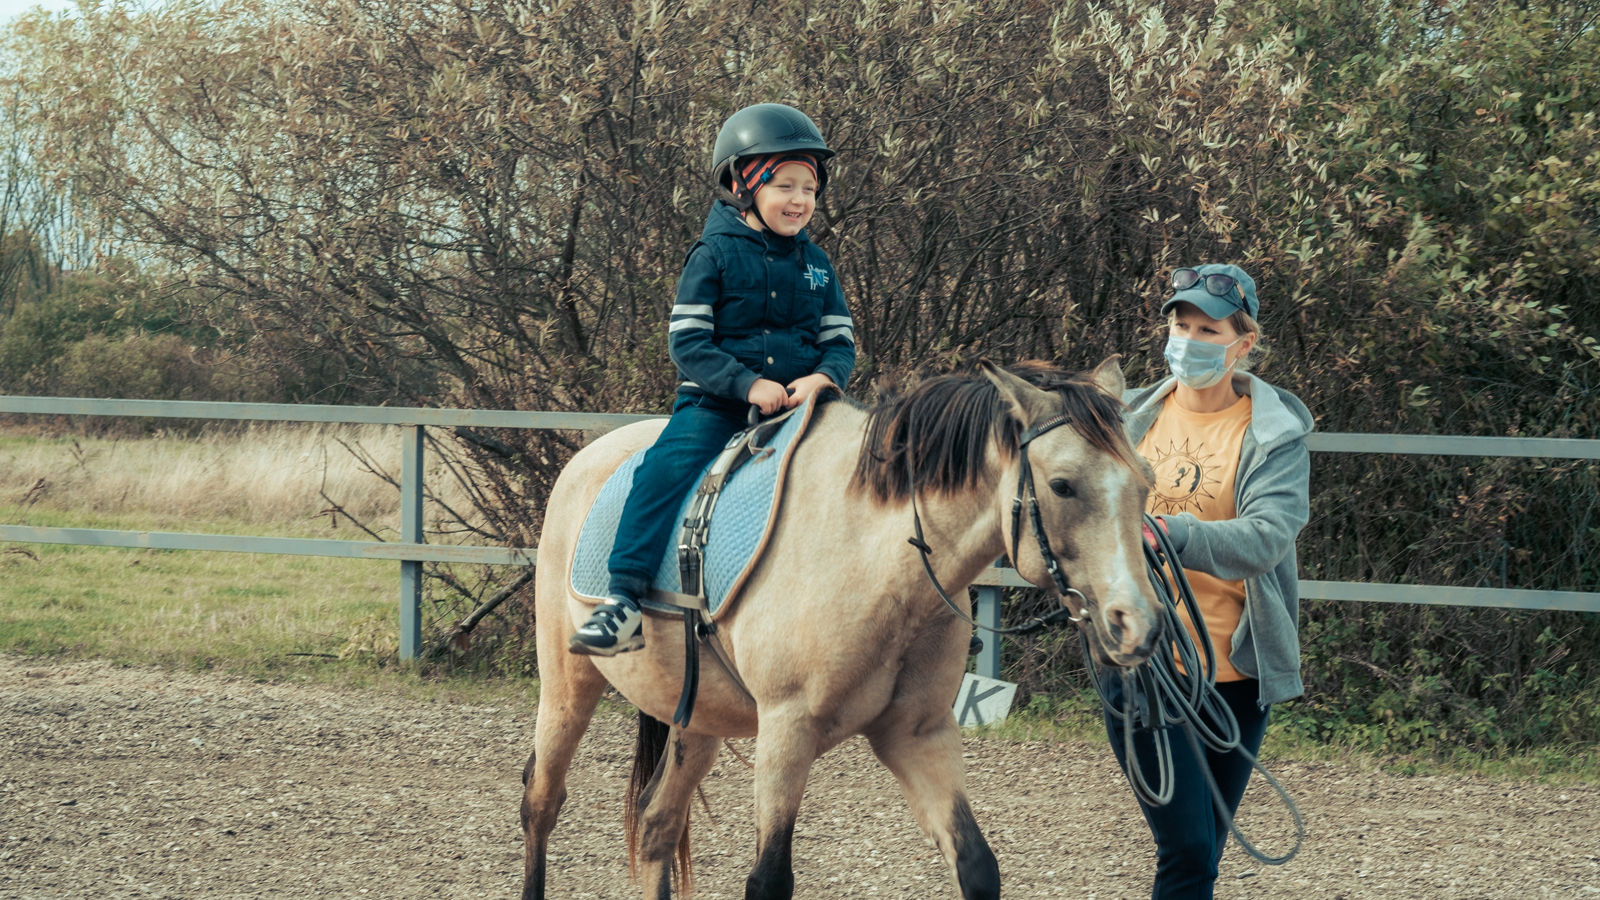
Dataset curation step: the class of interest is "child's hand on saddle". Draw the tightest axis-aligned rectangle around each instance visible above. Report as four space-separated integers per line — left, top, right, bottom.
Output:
746 379 790 416
784 373 836 408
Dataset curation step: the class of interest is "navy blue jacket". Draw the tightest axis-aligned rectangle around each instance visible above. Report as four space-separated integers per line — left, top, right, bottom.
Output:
668 201 855 404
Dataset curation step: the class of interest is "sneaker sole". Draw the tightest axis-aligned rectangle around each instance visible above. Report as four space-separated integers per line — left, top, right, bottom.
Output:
566 634 646 657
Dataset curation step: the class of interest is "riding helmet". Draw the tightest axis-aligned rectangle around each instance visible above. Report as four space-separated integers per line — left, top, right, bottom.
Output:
712 103 833 208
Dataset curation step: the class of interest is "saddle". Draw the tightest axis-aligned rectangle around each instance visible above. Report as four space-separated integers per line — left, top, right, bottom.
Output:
568 393 828 725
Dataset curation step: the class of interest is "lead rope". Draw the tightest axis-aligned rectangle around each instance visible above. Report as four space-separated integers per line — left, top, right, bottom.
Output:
1089 514 1306 865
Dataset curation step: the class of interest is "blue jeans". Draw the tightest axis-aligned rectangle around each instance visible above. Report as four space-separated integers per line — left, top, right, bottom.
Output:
606 394 749 600
1101 677 1270 900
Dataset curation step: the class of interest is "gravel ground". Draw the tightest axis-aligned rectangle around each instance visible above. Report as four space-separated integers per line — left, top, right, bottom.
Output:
4 654 1599 899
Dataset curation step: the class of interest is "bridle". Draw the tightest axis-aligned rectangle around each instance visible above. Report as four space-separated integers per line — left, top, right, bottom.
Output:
908 411 1089 637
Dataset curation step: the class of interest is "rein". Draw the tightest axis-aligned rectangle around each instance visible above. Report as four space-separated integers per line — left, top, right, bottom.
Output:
906 412 1087 637
1092 515 1307 866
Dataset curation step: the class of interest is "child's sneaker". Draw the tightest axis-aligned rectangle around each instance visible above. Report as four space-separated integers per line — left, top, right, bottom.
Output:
568 596 645 656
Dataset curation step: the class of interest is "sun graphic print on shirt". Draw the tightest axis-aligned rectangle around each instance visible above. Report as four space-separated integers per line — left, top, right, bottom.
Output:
1146 438 1225 515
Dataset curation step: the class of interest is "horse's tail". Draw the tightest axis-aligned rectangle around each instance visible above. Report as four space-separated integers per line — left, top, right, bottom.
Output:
625 710 694 893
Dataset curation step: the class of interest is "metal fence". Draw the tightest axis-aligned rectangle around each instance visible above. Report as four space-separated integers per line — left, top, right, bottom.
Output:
2 395 1596 673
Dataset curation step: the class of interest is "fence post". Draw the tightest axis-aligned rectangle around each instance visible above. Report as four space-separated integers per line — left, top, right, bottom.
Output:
974 585 1002 680
399 425 424 661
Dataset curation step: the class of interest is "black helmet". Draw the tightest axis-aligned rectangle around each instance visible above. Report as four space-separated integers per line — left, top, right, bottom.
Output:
712 103 834 201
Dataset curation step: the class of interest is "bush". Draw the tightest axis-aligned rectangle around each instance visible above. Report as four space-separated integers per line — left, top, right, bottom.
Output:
4 0 1596 752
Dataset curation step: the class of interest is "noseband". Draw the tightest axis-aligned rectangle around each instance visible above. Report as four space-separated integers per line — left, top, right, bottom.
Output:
907 411 1088 636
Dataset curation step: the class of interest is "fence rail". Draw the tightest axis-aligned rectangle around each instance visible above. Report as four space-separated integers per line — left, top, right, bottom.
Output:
2 395 1596 673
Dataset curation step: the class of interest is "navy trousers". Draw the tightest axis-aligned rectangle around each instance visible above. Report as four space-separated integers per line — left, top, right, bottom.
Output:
606 394 750 600
1102 677 1271 900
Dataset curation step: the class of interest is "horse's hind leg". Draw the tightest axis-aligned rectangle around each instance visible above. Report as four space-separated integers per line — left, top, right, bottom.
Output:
865 717 1000 900
521 630 610 900
631 725 721 899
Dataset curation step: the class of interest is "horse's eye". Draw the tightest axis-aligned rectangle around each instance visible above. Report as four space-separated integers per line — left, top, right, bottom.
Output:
1050 478 1075 498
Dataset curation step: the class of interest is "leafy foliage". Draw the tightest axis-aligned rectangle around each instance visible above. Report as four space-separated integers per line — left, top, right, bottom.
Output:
2 0 1597 752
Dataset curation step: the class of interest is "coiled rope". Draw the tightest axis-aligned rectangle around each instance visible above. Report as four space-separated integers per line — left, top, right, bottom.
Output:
1086 514 1307 865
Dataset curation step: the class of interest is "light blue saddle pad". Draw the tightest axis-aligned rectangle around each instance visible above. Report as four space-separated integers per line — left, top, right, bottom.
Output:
569 402 812 618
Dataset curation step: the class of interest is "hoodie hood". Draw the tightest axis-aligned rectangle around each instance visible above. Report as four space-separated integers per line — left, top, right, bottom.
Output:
701 199 809 249
1122 372 1313 451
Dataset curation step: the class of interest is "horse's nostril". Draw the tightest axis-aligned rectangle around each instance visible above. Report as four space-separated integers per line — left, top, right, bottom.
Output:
1137 616 1160 655
1105 606 1127 644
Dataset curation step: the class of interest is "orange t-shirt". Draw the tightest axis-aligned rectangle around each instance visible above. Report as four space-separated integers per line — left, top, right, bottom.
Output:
1138 395 1253 681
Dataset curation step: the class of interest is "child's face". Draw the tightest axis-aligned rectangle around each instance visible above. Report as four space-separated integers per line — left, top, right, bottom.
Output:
746 162 818 236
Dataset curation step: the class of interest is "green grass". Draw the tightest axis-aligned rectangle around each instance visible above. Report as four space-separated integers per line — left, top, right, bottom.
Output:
0 512 394 669
0 528 552 719
0 425 499 687
0 426 532 702
0 524 543 706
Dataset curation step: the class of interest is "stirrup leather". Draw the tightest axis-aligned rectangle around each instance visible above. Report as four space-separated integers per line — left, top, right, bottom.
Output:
658 407 797 727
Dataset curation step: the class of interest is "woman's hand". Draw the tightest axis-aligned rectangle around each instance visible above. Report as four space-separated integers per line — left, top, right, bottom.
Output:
1141 516 1169 552
746 379 790 416
784 373 836 408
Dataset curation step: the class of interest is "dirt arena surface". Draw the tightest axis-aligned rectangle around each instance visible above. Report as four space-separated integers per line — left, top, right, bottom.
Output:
4 654 1598 899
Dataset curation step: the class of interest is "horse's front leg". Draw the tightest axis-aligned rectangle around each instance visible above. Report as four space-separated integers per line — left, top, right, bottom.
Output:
745 718 820 900
865 715 999 899
864 630 1000 900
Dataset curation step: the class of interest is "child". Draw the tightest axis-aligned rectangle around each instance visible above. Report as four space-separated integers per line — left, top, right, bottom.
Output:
569 103 856 656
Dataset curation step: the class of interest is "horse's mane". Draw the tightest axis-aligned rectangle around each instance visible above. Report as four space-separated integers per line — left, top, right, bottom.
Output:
850 361 1141 503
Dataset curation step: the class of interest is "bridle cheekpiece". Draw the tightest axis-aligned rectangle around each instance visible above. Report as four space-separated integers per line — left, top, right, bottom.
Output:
1010 413 1089 622
908 408 1088 637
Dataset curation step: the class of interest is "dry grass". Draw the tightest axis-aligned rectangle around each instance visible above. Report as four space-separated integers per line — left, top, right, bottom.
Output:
0 424 506 676
0 423 480 539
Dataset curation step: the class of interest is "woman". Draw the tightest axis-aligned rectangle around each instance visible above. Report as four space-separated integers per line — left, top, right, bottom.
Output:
1107 262 1314 899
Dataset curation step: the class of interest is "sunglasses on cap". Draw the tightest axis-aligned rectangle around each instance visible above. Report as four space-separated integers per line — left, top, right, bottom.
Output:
1171 267 1245 309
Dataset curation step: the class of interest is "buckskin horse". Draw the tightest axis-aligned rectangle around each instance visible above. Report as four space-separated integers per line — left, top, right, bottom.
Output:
520 358 1160 899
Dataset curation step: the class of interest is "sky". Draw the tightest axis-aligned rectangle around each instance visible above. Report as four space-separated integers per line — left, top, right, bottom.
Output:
1 0 78 26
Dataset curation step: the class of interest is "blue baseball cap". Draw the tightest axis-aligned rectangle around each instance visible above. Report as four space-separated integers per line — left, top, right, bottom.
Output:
1161 263 1259 320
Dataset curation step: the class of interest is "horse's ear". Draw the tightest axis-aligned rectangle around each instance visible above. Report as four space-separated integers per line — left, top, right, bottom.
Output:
978 359 1054 422
1089 355 1127 398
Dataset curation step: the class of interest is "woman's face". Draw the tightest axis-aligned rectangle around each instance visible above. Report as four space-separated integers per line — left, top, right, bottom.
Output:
1168 302 1253 366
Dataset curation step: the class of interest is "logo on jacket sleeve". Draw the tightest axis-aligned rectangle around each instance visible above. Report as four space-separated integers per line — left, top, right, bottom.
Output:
804 264 830 290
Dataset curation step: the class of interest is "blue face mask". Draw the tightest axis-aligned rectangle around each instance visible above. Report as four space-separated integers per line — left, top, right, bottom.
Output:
1164 335 1242 390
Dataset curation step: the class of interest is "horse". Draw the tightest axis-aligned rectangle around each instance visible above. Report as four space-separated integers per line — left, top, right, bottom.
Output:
520 357 1161 900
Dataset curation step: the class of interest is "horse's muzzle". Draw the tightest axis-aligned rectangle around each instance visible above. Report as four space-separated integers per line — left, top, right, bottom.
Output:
1083 594 1159 668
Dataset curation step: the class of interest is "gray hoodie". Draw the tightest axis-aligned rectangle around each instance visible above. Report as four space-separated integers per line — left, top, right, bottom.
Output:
1123 372 1315 707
